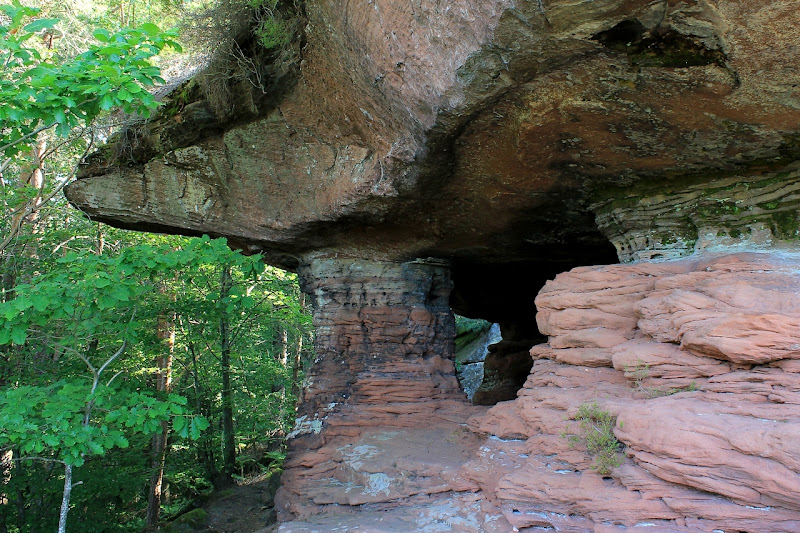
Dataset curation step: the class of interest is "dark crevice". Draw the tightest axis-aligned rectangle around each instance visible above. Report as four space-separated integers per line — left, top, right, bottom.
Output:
449 236 618 405
593 20 726 68
593 19 646 49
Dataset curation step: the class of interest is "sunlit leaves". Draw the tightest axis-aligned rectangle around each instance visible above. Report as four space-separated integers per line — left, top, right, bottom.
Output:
0 381 198 466
0 0 181 161
0 233 310 529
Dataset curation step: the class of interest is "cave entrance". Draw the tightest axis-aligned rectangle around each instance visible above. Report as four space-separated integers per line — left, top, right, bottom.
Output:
449 245 619 405
454 317 501 401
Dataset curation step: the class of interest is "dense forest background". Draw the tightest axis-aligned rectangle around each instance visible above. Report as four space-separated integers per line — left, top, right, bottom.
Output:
0 1 313 531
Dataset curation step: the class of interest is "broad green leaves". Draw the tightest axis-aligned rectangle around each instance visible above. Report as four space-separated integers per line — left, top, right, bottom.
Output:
0 232 310 529
0 381 195 466
0 0 181 161
0 236 272 354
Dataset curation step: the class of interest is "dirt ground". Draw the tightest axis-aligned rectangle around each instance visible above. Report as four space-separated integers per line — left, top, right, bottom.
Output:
164 471 281 533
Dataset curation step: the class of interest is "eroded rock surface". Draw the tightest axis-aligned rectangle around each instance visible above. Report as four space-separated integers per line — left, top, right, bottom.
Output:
469 252 800 531
274 251 800 532
274 257 513 528
66 0 800 323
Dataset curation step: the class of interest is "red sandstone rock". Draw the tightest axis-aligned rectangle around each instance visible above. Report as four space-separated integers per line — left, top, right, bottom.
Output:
464 252 800 532
275 251 800 531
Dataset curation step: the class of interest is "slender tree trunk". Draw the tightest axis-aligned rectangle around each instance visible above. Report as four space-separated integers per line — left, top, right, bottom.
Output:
187 341 218 483
291 293 306 398
12 457 24 530
13 139 45 247
280 327 288 367
219 265 235 487
1 137 45 277
57 464 72 533
145 283 176 532
95 224 104 256
0 449 10 531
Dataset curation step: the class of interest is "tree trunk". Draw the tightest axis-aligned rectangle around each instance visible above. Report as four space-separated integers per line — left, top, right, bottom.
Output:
4 139 46 253
188 341 218 483
280 327 288 367
57 464 72 533
0 449 10 531
291 293 306 398
219 265 235 487
144 282 176 532
12 457 24 531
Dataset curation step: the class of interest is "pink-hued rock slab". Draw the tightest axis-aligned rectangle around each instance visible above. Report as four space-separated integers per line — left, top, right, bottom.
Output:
464 252 800 531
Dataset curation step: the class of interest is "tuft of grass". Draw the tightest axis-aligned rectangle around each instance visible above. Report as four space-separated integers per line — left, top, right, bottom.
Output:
625 361 700 397
563 402 623 474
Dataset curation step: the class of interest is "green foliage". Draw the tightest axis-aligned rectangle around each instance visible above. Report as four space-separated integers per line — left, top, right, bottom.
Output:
0 381 194 466
0 232 311 530
0 0 181 163
455 315 492 335
454 315 493 353
564 402 623 475
254 13 289 50
0 1 310 530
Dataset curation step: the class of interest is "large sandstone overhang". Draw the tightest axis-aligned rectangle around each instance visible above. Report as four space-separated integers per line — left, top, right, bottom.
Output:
66 0 800 321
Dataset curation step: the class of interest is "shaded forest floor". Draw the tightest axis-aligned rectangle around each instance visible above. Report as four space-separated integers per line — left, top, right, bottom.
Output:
164 471 281 533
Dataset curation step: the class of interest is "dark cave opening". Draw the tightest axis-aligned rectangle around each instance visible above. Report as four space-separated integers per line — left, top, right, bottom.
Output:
449 241 619 405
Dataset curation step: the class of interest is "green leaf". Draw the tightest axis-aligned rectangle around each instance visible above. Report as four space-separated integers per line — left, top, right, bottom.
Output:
87 441 104 455
30 294 49 311
189 417 210 440
93 28 110 42
173 415 186 435
98 93 114 111
10 326 26 345
139 22 161 36
23 18 59 33
166 40 183 53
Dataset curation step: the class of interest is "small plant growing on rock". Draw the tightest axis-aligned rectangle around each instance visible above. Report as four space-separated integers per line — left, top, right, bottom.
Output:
625 360 651 391
624 361 700 398
563 402 623 474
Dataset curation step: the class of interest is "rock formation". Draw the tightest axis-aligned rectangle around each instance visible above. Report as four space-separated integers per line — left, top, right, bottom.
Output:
64 0 800 530
471 252 800 531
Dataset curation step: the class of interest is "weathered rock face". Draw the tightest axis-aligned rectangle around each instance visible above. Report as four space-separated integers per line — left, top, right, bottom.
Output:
278 251 800 531
469 252 800 531
65 0 800 323
274 257 500 523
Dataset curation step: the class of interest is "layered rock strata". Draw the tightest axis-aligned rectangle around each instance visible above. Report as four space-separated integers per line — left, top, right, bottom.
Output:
469 252 800 532
275 257 514 530
594 162 800 262
278 251 800 532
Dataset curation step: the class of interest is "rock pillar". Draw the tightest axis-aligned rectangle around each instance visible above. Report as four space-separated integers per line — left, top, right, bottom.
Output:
276 257 485 524
294 256 460 421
